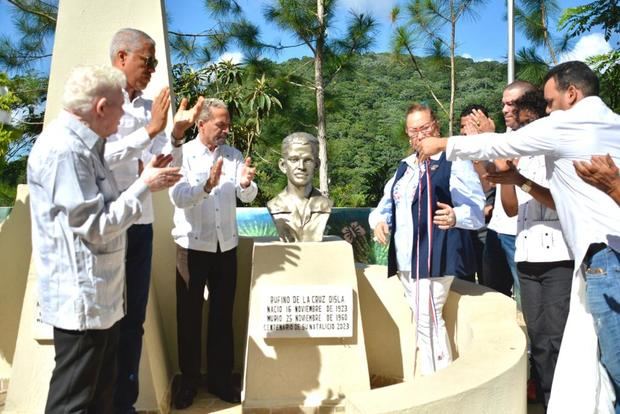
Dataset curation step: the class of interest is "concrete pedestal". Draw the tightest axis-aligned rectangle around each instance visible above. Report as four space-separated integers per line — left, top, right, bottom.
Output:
243 239 370 411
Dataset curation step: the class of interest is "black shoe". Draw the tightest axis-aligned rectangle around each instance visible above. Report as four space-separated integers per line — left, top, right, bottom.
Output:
210 384 241 404
173 383 197 409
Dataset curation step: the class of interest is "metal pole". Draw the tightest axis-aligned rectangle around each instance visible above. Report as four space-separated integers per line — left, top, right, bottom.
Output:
507 0 515 83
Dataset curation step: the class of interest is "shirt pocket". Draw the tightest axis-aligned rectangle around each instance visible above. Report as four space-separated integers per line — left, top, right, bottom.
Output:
87 249 125 309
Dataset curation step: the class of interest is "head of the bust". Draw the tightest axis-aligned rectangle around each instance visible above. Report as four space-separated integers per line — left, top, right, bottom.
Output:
279 132 320 189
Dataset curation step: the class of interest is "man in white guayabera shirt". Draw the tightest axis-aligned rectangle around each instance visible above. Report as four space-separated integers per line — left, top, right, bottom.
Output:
28 65 181 413
105 28 203 413
416 61 620 414
169 98 257 409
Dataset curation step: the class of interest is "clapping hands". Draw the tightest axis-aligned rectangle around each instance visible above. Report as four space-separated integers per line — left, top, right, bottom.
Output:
240 157 256 188
141 154 182 192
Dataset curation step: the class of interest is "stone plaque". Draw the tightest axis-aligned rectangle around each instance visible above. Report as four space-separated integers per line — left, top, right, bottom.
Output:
261 285 353 338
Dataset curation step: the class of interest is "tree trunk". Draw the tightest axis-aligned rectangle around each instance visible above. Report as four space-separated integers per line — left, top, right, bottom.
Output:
449 0 455 136
316 0 329 195
540 2 558 65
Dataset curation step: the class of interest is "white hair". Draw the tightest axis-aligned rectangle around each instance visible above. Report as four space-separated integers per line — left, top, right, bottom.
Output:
197 98 228 123
62 65 126 114
109 28 155 62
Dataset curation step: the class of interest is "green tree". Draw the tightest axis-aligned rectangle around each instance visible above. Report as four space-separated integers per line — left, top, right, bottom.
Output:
514 0 571 85
206 0 377 196
0 0 57 72
559 0 620 42
559 1 620 112
0 71 47 204
391 0 487 135
262 0 377 196
172 60 281 157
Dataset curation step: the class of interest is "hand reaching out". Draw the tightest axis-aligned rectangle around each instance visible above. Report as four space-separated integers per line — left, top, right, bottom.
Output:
415 137 447 161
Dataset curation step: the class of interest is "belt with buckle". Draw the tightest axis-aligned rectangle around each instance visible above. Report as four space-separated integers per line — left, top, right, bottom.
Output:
585 243 607 260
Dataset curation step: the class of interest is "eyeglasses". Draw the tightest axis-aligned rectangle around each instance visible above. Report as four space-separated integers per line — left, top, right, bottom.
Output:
132 53 158 69
406 121 436 136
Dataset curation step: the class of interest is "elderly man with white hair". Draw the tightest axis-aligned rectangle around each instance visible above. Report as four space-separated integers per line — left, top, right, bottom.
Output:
27 65 181 414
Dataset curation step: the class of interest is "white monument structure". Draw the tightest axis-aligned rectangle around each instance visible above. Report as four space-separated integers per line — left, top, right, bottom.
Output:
0 0 527 412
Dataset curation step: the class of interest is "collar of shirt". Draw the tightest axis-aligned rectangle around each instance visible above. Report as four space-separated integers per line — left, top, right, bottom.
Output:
58 110 104 155
188 135 226 158
122 88 144 105
403 151 442 170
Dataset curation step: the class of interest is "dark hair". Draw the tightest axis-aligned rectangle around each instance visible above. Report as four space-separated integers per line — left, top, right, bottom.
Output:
505 80 537 95
514 90 547 125
543 61 599 97
406 102 437 122
459 104 489 119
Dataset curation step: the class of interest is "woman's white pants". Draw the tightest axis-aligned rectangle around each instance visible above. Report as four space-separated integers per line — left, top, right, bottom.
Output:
398 272 454 375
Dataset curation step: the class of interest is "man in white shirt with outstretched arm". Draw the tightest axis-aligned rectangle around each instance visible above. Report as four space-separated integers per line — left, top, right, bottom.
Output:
416 61 620 414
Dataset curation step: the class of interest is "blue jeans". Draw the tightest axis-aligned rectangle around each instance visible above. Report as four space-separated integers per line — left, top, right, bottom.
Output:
498 233 520 305
114 224 153 412
584 245 620 414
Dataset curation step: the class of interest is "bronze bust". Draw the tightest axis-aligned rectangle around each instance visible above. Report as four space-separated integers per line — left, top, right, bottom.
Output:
267 132 333 242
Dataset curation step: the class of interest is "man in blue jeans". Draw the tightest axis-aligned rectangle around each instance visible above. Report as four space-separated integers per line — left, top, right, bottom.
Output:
416 61 620 413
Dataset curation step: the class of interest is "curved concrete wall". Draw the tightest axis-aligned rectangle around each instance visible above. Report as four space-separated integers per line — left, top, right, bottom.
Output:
351 265 527 413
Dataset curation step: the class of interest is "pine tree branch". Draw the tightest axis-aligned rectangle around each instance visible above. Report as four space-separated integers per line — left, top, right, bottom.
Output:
6 0 57 23
402 44 448 116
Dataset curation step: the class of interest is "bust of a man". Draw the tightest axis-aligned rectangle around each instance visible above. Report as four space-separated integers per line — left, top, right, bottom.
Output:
267 132 333 242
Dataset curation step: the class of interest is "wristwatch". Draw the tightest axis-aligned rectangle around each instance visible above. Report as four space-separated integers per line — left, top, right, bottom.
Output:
171 135 185 148
520 179 533 193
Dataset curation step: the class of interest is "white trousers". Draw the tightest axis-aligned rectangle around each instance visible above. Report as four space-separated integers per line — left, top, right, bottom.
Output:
398 272 455 375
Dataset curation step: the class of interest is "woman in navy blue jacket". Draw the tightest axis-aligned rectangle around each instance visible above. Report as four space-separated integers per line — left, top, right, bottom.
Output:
369 103 485 375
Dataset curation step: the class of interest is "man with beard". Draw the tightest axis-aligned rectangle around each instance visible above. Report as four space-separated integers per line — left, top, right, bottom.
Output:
471 89 574 408
416 61 620 413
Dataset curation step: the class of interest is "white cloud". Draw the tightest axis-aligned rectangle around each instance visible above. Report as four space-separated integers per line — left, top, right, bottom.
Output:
460 53 498 62
338 0 397 20
560 33 612 63
217 51 244 64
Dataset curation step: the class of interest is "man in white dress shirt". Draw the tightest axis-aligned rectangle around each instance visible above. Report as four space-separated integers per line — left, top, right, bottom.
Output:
169 98 257 409
105 28 203 413
477 89 574 408
417 61 620 413
28 65 181 414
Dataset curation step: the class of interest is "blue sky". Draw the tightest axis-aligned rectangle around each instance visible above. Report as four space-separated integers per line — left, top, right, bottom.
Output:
165 0 616 63
0 0 616 72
